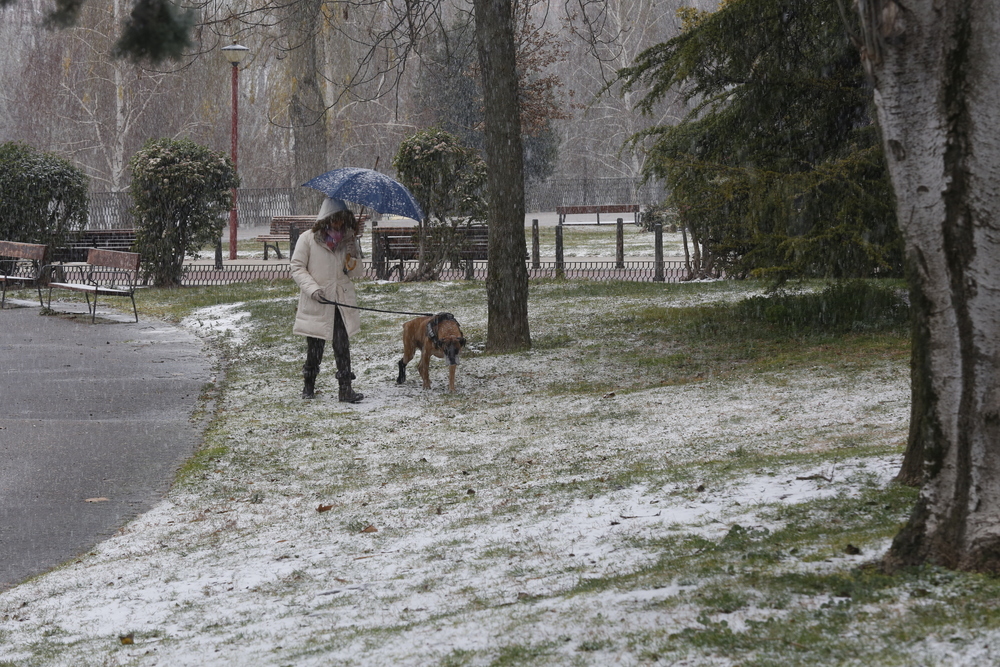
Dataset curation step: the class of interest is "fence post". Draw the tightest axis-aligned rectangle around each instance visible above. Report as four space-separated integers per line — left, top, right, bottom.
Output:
654 223 664 282
532 218 540 269
616 217 624 269
555 223 565 279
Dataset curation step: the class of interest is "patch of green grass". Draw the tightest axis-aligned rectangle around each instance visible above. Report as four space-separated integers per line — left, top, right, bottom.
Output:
137 281 298 322
651 562 1000 666
487 641 559 666
175 443 229 483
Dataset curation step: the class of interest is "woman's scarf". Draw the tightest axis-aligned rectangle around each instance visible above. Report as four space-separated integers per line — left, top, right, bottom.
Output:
322 228 345 252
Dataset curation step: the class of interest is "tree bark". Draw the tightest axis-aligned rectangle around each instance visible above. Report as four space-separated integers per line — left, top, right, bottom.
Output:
473 0 531 352
859 0 1000 572
894 277 933 487
287 0 328 216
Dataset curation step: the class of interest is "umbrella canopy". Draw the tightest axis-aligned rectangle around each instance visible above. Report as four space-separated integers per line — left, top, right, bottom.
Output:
302 168 424 222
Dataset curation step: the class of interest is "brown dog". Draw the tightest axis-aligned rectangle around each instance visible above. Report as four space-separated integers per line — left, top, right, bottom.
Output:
397 312 466 392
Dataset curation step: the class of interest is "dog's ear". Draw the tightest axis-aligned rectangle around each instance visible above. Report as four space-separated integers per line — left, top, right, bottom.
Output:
458 336 466 348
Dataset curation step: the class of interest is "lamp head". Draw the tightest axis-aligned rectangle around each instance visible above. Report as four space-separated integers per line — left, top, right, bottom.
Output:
222 42 250 65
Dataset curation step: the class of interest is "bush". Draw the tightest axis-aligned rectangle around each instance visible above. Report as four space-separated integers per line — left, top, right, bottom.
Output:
393 128 487 226
392 128 486 280
0 142 88 248
130 138 237 287
641 201 677 232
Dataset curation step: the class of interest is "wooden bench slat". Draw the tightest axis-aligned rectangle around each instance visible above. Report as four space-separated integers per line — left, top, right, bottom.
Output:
0 241 47 261
556 204 641 227
555 205 639 215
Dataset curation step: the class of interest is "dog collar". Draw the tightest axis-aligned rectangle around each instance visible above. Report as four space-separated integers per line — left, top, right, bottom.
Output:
427 312 456 349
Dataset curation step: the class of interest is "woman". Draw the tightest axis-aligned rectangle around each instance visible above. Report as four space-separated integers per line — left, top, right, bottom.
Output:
290 197 365 402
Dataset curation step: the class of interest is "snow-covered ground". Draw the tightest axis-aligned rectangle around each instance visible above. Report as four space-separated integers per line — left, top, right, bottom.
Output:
2 280 988 666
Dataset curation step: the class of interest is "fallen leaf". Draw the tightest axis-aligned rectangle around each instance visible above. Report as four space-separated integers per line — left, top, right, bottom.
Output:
467 488 476 495
317 504 334 513
119 633 134 645
844 544 862 555
361 525 378 533
84 497 109 503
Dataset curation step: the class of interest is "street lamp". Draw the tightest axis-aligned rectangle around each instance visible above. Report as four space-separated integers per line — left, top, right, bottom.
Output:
222 42 250 260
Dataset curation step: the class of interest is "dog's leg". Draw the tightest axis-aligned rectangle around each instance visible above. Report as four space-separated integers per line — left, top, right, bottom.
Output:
398 325 416 384
418 345 432 389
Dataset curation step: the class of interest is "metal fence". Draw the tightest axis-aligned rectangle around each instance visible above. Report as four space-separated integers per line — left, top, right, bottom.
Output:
87 192 134 230
179 259 689 286
236 189 293 227
86 189 294 230
88 179 665 229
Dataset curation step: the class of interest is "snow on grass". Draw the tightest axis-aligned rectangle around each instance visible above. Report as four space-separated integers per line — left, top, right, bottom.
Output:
2 280 992 666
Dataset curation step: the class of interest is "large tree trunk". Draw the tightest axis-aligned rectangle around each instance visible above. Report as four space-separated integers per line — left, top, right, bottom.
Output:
473 0 531 352
859 0 1000 572
287 0 328 216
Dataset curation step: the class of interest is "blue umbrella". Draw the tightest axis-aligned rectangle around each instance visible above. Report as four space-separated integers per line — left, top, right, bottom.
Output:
303 168 424 221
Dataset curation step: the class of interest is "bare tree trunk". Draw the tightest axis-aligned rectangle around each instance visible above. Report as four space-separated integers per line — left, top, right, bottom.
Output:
690 226 703 279
681 224 692 280
858 0 1000 573
287 0 328 215
474 0 531 352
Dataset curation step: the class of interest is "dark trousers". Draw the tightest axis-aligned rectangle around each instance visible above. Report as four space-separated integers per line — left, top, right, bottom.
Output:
303 307 352 381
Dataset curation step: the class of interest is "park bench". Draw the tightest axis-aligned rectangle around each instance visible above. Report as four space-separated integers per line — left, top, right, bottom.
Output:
372 226 489 261
256 216 315 260
258 215 375 260
54 229 137 262
371 225 489 280
0 241 47 309
556 204 640 226
43 248 141 323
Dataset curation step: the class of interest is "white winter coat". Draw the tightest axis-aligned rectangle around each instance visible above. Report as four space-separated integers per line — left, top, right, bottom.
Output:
290 229 363 340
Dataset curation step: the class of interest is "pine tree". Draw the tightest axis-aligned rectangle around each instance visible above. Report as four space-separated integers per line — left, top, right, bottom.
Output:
620 0 902 282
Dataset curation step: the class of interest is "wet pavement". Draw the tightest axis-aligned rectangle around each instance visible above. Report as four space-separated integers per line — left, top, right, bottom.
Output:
0 303 213 591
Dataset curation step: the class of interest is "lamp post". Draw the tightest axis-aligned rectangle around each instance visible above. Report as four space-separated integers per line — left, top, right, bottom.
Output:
222 42 250 260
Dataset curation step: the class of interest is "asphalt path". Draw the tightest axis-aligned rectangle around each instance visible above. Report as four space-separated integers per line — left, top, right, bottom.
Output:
0 303 213 591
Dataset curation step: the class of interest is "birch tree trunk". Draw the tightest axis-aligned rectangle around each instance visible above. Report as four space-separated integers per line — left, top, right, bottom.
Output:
858 0 1000 572
473 0 531 352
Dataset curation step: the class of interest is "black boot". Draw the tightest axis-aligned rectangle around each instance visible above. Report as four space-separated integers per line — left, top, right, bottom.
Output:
302 337 325 399
302 372 318 399
331 308 362 402
336 369 364 403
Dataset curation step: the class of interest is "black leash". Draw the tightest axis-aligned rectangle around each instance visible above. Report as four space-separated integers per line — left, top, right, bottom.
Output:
317 296 433 317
